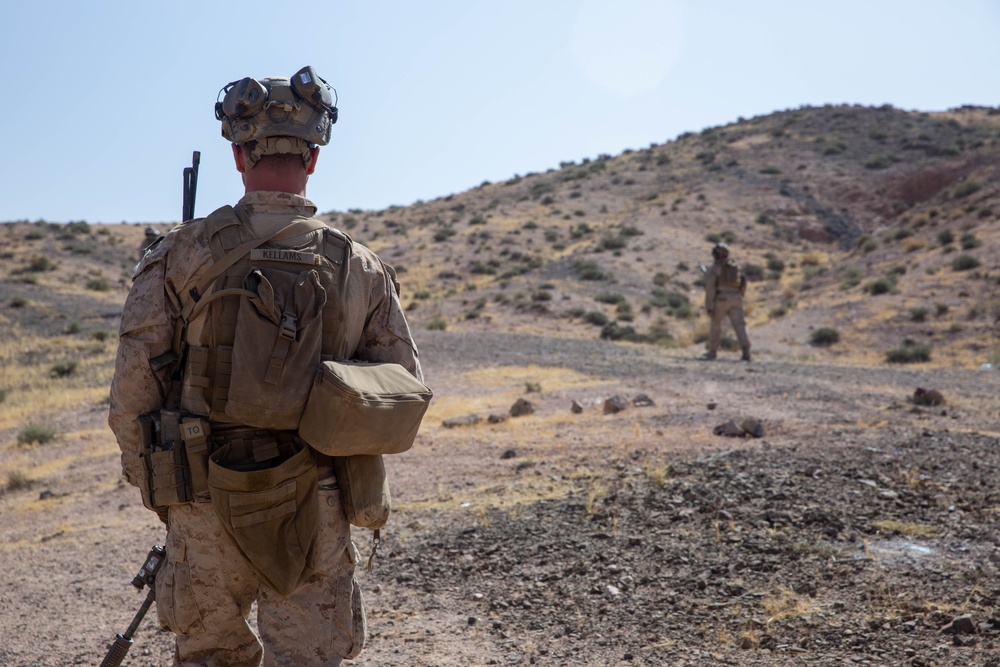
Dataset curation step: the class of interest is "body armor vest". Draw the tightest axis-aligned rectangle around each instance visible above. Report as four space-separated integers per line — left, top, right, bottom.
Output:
179 205 354 426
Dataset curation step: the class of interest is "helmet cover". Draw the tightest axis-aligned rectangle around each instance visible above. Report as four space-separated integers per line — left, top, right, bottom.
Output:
217 66 338 149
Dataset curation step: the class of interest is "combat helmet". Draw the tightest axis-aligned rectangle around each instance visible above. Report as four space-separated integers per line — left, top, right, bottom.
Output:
215 66 338 169
711 243 730 259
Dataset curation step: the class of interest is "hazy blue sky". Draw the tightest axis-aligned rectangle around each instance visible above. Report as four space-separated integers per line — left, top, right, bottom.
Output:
2 0 998 223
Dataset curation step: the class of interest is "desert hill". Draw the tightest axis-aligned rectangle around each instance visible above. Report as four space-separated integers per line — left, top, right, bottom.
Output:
328 104 1000 368
1 104 998 429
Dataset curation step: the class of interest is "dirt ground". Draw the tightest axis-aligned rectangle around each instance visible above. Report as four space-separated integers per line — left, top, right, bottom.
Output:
2 331 1000 666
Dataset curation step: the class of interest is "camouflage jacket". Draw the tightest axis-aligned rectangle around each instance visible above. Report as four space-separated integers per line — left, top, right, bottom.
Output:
108 191 422 486
704 258 747 312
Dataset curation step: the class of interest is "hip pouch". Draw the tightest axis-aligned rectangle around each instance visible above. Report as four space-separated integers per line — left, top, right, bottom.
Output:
333 454 391 530
225 267 326 430
298 360 433 456
208 437 319 595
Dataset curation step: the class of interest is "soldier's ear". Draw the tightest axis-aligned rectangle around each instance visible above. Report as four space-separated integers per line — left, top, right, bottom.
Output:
306 147 320 176
233 143 248 174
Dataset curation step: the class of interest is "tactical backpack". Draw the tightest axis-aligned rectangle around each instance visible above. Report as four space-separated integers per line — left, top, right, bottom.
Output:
719 259 745 292
151 205 430 584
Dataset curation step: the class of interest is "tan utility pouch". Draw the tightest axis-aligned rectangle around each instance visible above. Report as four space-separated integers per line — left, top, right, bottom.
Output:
208 439 319 595
139 411 192 510
225 268 327 429
333 455 391 529
299 360 433 456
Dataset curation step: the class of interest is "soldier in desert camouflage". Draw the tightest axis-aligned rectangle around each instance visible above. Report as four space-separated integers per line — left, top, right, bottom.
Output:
108 67 422 666
703 243 751 361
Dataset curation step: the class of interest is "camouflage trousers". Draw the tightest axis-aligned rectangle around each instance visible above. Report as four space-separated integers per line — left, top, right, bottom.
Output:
156 487 366 666
708 296 751 354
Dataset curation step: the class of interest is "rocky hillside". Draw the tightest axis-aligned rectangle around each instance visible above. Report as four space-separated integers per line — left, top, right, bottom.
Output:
2 104 999 389
326 104 1000 368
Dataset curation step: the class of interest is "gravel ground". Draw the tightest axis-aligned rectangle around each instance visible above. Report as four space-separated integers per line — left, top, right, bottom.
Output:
1 331 999 666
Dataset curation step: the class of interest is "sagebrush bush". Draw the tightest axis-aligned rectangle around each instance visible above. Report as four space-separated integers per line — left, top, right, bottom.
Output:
864 277 895 295
49 360 78 377
810 327 840 347
6 470 32 491
886 343 931 364
584 311 609 326
17 424 57 446
910 307 929 322
951 254 979 271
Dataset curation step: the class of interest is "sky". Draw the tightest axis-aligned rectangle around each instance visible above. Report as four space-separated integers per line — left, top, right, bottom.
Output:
1 0 998 224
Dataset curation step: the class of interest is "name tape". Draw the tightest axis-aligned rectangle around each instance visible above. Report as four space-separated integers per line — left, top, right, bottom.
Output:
249 249 321 265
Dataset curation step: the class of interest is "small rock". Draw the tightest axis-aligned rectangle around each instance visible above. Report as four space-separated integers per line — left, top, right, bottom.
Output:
442 414 481 428
487 413 508 424
605 584 621 598
741 418 764 438
38 489 54 500
570 400 584 414
941 614 977 635
510 398 535 417
632 394 654 407
913 387 945 406
713 420 744 437
707 400 718 410
500 449 517 460
468 616 479 626
879 490 899 500
603 395 628 414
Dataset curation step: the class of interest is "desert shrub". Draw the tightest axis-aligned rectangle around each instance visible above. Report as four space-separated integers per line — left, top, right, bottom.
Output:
600 322 642 342
769 305 787 319
704 233 721 244
810 327 840 347
9 296 27 308
583 311 609 326
891 228 914 241
864 154 893 170
469 261 496 275
433 228 456 242
864 277 895 295
66 221 91 234
50 360 79 377
839 266 862 290
903 239 926 253
427 317 447 331
886 343 931 364
759 166 781 175
6 470 32 491
573 260 610 281
66 321 81 334
960 232 981 250
743 263 764 281
756 213 775 226
17 424 57 446
25 230 44 241
950 180 981 199
910 307 929 322
766 256 785 273
0 388 8 404
652 272 669 286
464 309 481 320
595 292 626 305
937 229 955 245
86 277 109 291
951 254 980 271
531 290 552 302
823 141 847 155
28 255 57 272
860 237 879 253
597 235 628 251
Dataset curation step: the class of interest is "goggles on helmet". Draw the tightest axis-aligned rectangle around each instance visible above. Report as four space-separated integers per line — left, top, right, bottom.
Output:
215 66 338 146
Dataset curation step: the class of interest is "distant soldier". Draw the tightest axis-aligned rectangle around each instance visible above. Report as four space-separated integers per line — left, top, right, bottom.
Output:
703 243 751 361
138 226 159 259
